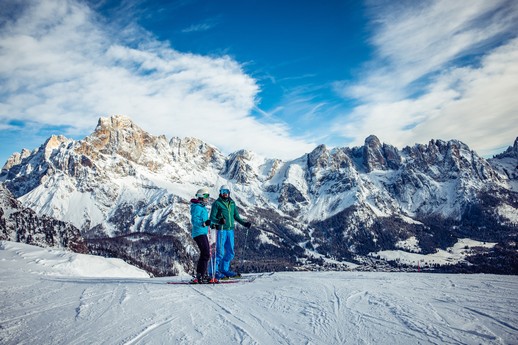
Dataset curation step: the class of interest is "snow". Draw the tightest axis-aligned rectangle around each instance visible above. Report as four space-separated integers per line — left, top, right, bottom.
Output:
395 236 422 253
497 203 518 224
306 192 356 221
2 241 517 345
372 238 498 267
19 174 106 230
284 162 309 194
490 156 518 192
398 214 424 225
257 231 279 247
0 241 149 278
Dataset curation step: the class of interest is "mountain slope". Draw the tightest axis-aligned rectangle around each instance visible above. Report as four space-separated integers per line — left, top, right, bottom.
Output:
0 184 88 253
1 241 517 345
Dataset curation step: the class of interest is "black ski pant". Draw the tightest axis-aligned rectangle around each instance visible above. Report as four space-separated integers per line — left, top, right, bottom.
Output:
194 234 211 276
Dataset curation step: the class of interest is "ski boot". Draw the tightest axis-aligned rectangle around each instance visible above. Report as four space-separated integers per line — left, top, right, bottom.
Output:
214 271 226 280
221 270 241 279
190 273 205 284
205 276 219 284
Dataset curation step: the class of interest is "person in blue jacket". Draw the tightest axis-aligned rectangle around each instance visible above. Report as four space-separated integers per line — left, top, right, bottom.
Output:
190 187 217 284
209 185 252 279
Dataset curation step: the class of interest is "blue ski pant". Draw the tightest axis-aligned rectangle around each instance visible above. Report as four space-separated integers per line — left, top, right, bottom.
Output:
215 230 235 273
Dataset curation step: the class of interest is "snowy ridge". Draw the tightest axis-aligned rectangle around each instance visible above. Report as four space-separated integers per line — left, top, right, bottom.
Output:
1 115 517 275
1 241 517 344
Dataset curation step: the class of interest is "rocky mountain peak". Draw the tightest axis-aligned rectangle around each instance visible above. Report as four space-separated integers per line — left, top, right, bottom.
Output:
85 115 156 162
494 137 518 159
404 138 497 182
97 115 135 130
490 137 518 188
365 134 382 147
305 144 332 184
169 137 225 172
44 134 69 150
363 135 388 172
222 149 258 184
307 144 329 168
2 148 32 171
43 135 70 159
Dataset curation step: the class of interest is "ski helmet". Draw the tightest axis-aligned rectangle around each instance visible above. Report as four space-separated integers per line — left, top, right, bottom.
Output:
196 187 210 199
219 185 230 195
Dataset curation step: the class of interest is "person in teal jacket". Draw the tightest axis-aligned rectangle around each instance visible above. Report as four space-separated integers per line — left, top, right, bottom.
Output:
190 187 217 284
209 185 251 278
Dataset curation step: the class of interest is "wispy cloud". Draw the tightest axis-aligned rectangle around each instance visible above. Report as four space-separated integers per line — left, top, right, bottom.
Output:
0 0 315 160
181 19 218 33
335 0 518 155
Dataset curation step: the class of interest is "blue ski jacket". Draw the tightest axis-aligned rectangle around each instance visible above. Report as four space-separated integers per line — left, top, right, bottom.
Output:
190 199 209 238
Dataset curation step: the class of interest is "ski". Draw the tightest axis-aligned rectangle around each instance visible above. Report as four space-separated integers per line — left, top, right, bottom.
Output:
166 277 255 285
219 272 275 281
166 272 273 285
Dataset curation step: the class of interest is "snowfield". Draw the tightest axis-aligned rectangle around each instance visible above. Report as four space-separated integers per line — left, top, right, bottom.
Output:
1 242 517 345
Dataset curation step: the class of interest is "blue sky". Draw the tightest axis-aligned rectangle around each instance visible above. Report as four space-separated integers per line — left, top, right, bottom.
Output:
1 0 517 164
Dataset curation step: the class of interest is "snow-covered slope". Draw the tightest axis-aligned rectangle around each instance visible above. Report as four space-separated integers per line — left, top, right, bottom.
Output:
1 115 516 275
490 137 518 192
0 241 148 278
0 184 88 253
1 241 517 345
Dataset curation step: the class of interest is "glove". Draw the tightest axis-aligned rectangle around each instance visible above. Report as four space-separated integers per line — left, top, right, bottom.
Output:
203 219 211 226
219 218 226 225
244 221 252 229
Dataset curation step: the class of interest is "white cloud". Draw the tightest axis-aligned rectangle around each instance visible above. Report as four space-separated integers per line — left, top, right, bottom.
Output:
335 0 518 156
0 0 315 160
349 0 518 102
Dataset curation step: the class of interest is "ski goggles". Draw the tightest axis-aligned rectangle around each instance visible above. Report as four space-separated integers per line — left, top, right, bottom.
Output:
220 189 230 194
201 193 210 198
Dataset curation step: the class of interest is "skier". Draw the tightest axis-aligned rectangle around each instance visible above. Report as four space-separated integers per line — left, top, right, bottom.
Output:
190 187 217 284
209 185 252 279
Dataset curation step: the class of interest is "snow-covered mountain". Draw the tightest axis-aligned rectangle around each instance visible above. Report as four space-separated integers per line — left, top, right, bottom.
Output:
0 184 88 253
1 115 517 275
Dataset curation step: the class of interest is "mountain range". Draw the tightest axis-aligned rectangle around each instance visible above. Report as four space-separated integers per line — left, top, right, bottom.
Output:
1 115 517 275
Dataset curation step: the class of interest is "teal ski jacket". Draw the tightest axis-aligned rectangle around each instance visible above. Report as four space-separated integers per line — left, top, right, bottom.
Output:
190 199 209 238
209 196 246 230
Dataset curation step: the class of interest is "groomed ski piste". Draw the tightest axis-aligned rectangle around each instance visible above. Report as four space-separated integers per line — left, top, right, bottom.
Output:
167 272 274 285
1 241 517 345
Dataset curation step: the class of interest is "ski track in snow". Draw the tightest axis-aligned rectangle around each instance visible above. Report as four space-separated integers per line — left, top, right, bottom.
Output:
1 264 517 344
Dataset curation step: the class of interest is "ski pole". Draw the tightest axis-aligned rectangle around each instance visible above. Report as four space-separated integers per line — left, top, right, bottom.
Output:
212 227 219 283
208 226 214 282
240 225 250 272
214 229 218 281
